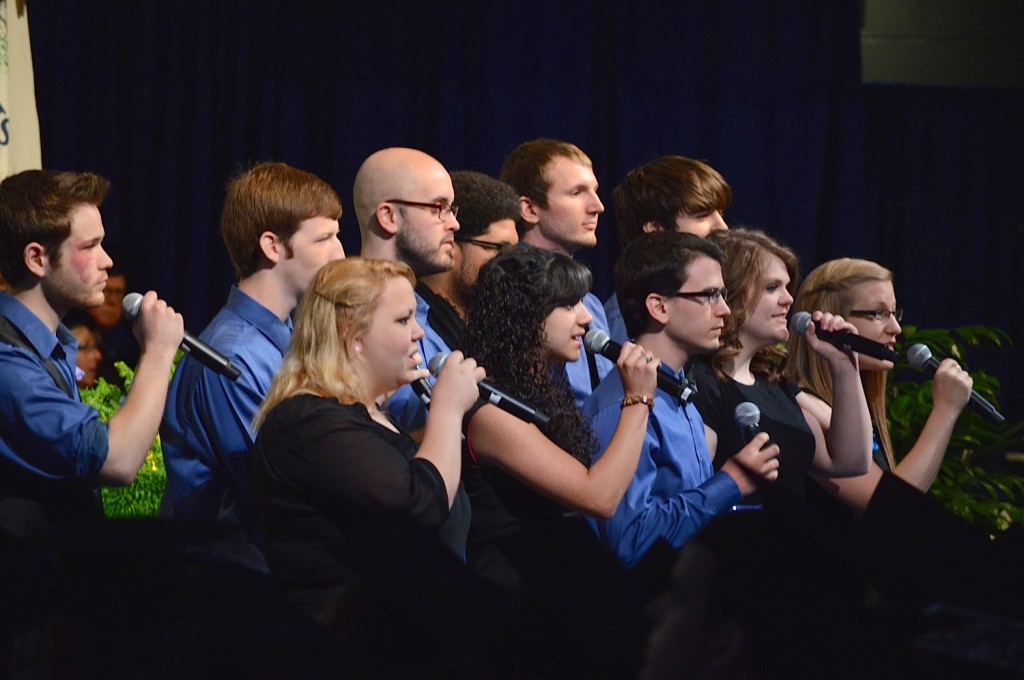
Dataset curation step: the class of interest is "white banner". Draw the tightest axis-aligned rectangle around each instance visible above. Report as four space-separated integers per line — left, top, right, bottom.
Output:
0 0 42 179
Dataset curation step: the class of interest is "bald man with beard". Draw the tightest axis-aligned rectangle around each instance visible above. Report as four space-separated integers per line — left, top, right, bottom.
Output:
354 147 461 275
353 148 462 432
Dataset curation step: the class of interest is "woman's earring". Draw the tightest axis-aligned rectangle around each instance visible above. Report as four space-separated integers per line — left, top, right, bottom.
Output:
355 343 362 353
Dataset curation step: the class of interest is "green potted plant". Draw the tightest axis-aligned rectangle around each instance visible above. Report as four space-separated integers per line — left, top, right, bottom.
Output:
889 325 1024 533
80 358 178 519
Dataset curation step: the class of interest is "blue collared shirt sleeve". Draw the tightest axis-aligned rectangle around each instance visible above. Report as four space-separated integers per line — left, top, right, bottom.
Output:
583 374 741 568
0 346 109 480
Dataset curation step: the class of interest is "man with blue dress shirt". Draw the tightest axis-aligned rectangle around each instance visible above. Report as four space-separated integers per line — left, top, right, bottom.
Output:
354 148 465 431
382 170 519 432
161 162 344 572
583 232 776 568
605 156 732 343
1 166 184 675
500 139 615 406
0 170 183 541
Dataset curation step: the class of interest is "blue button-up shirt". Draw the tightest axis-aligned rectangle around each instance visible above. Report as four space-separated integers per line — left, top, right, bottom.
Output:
603 293 629 345
161 286 290 560
388 290 454 432
583 366 741 568
0 293 109 480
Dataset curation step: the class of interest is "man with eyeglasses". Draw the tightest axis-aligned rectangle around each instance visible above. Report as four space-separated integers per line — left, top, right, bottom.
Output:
355 147 461 275
605 155 732 343
353 148 465 430
161 162 345 574
500 139 615 407
583 232 780 568
385 170 519 432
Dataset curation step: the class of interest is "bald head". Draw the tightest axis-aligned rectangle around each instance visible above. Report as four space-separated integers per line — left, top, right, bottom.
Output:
353 147 460 273
353 148 449 227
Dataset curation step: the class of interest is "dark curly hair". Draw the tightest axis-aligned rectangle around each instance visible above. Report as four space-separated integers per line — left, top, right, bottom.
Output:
463 247 598 465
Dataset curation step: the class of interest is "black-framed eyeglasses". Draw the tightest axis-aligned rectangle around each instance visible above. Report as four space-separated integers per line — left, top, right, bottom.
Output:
454 237 512 252
666 287 728 306
386 199 459 221
848 308 903 323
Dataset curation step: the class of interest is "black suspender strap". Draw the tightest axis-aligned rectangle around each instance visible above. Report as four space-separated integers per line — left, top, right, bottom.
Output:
584 325 600 391
0 315 75 398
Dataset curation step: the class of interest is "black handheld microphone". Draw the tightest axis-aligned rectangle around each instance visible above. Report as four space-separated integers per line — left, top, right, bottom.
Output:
410 370 433 409
907 344 1005 425
789 311 901 363
584 329 696 404
123 292 241 381
733 401 762 445
428 353 551 431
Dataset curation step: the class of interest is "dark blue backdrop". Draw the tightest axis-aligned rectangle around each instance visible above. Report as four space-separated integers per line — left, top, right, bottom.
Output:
27 1 1024 418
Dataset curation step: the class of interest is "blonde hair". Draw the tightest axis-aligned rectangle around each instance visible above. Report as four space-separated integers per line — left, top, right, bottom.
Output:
785 258 895 468
708 228 799 383
254 257 415 429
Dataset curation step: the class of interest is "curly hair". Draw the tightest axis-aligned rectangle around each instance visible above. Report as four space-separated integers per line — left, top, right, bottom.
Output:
707 228 800 383
462 247 597 465
786 258 896 468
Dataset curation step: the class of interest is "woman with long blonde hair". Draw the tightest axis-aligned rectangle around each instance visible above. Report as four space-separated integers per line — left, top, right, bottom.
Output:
786 258 972 511
252 257 484 628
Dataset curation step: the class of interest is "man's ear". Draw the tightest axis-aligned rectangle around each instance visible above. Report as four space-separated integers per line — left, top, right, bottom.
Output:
258 231 284 265
642 221 665 234
646 292 671 326
375 202 400 237
23 242 48 278
518 196 541 227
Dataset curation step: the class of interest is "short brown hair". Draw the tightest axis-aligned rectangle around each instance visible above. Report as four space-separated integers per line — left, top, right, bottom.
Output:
500 139 591 234
220 162 343 279
0 170 110 287
613 156 731 248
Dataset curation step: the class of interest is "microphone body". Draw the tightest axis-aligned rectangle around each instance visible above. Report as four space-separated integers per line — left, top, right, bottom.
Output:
583 329 696 403
410 374 433 409
907 344 1005 425
122 292 242 381
789 311 901 363
427 353 551 431
733 401 762 445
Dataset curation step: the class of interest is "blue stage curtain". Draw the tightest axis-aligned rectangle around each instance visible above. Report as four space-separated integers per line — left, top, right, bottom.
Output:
26 1 1024 417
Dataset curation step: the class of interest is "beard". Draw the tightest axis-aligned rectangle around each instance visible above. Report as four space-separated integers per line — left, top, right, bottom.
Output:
395 228 452 277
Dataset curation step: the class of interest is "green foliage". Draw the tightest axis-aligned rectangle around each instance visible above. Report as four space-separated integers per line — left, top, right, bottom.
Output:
80 357 178 519
889 325 1024 533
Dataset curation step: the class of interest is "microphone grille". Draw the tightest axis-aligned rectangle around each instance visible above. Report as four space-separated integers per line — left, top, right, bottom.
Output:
122 292 144 322
789 311 812 335
733 401 761 429
584 328 610 354
906 343 933 370
427 352 449 376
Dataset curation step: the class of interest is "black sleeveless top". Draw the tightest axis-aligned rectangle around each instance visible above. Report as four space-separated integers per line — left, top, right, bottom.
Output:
690 360 816 512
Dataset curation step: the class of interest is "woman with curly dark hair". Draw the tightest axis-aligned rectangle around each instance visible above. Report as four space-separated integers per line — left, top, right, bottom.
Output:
689 229 872 512
459 247 657 577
